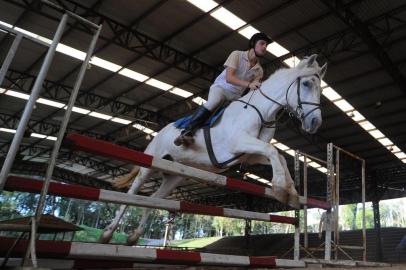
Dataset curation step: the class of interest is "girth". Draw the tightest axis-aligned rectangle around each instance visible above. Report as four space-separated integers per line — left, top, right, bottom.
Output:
203 126 243 169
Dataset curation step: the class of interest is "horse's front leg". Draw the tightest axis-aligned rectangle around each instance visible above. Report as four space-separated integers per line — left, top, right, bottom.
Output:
127 173 183 246
231 133 288 202
99 167 152 244
244 152 299 207
277 153 297 195
278 153 299 206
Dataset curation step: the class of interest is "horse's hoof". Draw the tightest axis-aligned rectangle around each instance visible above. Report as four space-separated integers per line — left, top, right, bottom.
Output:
271 185 289 205
287 193 300 209
127 230 143 246
127 238 138 246
99 229 113 244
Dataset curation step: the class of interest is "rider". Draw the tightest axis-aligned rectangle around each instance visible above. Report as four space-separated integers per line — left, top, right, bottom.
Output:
174 32 272 146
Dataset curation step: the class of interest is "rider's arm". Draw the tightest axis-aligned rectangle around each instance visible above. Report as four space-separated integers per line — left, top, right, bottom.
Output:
318 212 325 239
223 51 252 88
226 67 252 88
318 219 323 238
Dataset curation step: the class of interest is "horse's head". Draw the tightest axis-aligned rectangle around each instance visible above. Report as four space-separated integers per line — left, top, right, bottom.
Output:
287 54 327 134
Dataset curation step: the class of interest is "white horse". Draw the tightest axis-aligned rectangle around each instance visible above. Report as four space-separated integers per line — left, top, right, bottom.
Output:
99 54 327 245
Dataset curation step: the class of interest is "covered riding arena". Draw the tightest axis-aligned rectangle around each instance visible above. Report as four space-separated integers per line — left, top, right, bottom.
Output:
0 0 406 269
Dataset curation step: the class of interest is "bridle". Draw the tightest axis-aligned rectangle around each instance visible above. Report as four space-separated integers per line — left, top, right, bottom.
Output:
237 74 321 128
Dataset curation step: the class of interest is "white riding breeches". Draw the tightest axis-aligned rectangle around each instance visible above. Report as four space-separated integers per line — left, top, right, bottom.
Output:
204 85 241 112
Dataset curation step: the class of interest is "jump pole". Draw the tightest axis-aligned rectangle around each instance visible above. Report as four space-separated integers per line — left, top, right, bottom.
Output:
65 133 331 210
4 176 298 225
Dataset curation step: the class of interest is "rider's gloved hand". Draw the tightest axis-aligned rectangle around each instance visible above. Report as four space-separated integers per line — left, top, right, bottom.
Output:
248 80 261 90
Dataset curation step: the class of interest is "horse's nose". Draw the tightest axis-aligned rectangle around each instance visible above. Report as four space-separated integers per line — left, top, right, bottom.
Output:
311 117 321 131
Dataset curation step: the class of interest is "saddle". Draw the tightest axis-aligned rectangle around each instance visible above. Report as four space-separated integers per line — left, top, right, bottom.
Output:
173 105 227 130
174 102 243 169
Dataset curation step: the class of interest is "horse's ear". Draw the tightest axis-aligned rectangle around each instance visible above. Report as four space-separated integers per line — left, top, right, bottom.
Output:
296 59 306 68
307 54 318 67
320 62 327 79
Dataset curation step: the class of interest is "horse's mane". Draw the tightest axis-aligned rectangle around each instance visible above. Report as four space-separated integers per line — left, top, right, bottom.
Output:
261 63 322 91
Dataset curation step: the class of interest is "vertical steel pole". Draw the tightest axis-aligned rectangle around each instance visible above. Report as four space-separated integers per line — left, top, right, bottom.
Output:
163 223 170 247
29 218 37 267
294 150 300 261
0 14 68 192
22 17 101 267
325 143 334 261
303 155 308 249
334 149 340 260
362 160 366 261
33 24 101 224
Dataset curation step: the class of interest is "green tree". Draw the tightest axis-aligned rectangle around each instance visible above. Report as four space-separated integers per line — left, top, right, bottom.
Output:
355 204 374 229
341 204 357 230
0 191 22 220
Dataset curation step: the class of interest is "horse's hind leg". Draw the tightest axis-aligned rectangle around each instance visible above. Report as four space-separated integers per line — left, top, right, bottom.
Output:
99 167 153 243
127 173 183 246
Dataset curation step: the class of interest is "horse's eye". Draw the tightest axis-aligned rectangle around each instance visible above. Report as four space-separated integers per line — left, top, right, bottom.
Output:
302 80 311 88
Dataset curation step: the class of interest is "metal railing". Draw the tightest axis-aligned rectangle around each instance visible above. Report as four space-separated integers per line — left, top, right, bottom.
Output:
0 0 102 267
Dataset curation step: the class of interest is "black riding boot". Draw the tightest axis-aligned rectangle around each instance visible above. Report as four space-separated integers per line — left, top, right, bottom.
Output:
174 106 211 146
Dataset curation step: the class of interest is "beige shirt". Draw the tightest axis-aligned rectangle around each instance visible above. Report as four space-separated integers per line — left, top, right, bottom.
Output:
213 50 263 95
319 211 333 232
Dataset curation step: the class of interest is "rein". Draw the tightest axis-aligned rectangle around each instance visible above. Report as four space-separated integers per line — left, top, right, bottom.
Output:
238 74 321 128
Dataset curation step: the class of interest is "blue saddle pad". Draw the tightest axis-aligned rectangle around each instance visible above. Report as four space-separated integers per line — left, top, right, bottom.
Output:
174 107 226 129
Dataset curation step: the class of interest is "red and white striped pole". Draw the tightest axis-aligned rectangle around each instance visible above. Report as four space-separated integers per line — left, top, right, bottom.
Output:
65 133 330 210
5 176 297 225
0 237 305 268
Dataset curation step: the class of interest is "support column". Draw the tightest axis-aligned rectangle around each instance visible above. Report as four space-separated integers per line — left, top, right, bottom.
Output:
293 151 300 261
303 155 308 249
244 219 252 252
334 149 340 260
244 219 251 237
325 143 334 260
362 160 367 261
372 200 383 261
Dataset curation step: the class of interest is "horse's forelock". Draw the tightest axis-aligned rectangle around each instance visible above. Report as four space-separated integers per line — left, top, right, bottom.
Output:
297 66 323 80
261 62 322 92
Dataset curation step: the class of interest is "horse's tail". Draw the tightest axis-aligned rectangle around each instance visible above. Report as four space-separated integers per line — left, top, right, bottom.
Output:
113 166 140 189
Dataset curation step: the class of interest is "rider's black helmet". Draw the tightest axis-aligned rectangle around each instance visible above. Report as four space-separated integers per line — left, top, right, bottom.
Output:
249 32 272 49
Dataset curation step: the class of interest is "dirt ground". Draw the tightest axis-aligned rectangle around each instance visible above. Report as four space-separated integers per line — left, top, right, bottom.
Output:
170 264 406 270
137 263 406 270
293 265 406 270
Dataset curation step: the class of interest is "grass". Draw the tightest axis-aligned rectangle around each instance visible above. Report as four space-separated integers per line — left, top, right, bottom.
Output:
170 236 221 248
74 226 219 247
12 224 218 248
73 225 147 245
